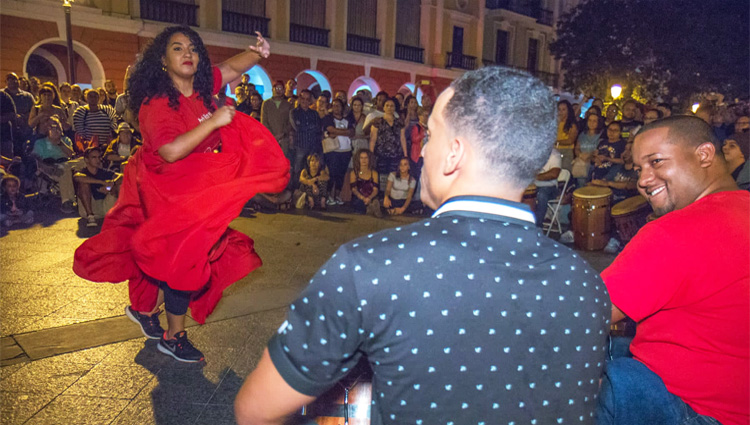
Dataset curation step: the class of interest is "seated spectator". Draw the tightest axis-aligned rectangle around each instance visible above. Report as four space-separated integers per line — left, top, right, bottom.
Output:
642 108 662 125
30 116 80 213
74 147 121 227
604 103 619 126
349 148 381 217
0 174 34 227
383 157 416 215
591 121 626 180
599 116 748 425
28 84 68 139
590 141 638 204
533 148 562 226
732 114 749 134
298 152 329 210
234 84 251 114
104 122 140 171
72 89 117 149
723 132 749 190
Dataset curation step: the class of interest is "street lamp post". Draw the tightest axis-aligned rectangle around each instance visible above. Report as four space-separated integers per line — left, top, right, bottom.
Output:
63 0 76 84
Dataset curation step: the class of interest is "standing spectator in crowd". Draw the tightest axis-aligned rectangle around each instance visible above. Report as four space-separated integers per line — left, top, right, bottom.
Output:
3 73 35 156
70 84 83 105
322 98 353 205
247 93 262 121
28 84 68 138
30 117 79 213
0 174 34 227
401 94 420 153
723 132 749 189
72 89 117 146
18 76 31 94
394 92 405 110
556 100 579 171
409 107 429 181
104 122 140 171
573 109 604 186
348 148 380 216
370 97 406 191
103 80 118 108
285 79 297 104
592 121 626 180
598 116 748 425
234 84 251 114
74 146 121 227
28 77 41 101
97 87 109 106
363 90 396 133
0 88 16 157
59 82 79 135
261 80 294 161
592 97 605 113
733 114 749 134
291 89 322 189
604 103 619 126
533 148 562 226
656 102 672 118
235 66 609 425
642 108 661 125
334 90 349 116
236 73 250 93
315 94 329 119
347 97 368 153
114 67 131 119
619 99 643 141
298 152 329 210
382 157 416 215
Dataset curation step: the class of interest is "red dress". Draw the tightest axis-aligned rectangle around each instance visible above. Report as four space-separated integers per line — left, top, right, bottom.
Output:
73 67 290 323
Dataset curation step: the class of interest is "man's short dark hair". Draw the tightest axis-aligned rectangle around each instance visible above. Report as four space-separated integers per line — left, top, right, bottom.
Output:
443 66 556 188
623 99 637 107
637 115 721 153
299 89 313 97
84 146 102 158
376 91 388 98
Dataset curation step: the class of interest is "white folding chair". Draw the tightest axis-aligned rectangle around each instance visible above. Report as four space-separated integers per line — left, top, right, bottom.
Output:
544 169 571 236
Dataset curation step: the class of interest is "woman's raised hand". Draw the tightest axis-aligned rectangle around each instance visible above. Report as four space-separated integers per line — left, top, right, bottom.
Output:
249 32 270 59
212 105 236 128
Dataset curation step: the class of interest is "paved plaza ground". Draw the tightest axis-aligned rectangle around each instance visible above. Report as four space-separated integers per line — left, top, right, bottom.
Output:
0 206 615 424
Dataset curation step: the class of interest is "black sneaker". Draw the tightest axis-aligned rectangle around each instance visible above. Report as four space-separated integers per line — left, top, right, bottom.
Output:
158 331 205 363
125 306 164 340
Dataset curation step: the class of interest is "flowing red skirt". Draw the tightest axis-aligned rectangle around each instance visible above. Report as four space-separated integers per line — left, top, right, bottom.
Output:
73 114 290 323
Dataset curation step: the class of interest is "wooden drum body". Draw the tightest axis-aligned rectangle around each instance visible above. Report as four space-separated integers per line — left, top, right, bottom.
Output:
572 186 612 251
522 184 537 212
611 195 652 244
297 360 373 425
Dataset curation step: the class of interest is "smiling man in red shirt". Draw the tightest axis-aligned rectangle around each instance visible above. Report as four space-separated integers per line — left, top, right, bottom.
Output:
598 115 749 425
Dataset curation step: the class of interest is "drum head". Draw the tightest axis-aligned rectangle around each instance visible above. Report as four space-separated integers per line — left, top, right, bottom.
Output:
573 186 613 199
612 195 649 216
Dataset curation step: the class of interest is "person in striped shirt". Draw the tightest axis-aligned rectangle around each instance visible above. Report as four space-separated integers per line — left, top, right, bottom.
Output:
72 89 117 145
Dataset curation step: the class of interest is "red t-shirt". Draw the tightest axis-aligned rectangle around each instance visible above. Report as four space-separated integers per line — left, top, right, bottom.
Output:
139 66 223 168
602 190 750 425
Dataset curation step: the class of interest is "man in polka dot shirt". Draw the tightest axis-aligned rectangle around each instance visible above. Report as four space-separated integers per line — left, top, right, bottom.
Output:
235 67 611 425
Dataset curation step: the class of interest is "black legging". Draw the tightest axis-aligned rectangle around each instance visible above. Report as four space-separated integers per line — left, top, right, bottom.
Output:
159 281 192 315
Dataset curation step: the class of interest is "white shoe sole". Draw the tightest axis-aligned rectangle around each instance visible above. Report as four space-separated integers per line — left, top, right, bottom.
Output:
157 341 203 363
124 306 161 340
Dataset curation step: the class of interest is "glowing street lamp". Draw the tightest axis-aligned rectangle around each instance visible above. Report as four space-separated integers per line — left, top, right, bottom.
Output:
610 84 622 99
692 103 700 114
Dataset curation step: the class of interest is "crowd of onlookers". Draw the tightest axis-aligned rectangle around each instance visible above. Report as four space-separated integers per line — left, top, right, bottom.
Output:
1 69 748 232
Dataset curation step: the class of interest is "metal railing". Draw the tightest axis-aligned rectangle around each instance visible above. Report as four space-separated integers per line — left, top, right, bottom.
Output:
445 52 477 70
486 0 554 26
395 43 424 63
140 0 198 26
480 61 559 86
346 34 380 56
289 23 329 47
222 11 270 37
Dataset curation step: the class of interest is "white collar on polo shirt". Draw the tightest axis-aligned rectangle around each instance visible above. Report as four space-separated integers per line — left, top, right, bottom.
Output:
432 197 536 224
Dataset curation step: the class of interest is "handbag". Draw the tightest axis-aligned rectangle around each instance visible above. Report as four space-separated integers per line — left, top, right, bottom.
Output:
571 156 589 178
322 136 340 153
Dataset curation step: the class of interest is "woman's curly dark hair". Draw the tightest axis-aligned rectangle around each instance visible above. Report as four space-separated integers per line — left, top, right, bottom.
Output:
128 26 215 115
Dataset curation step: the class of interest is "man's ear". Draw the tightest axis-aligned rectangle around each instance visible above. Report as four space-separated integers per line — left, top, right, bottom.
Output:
696 142 716 168
443 136 465 176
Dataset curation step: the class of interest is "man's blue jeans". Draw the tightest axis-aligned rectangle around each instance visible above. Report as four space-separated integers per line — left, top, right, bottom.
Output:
597 356 722 425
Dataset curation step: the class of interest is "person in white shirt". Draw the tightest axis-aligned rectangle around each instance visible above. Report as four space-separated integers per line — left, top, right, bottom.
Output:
533 148 561 226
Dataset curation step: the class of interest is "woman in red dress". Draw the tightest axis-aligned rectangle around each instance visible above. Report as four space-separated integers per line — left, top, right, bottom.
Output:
74 26 289 362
